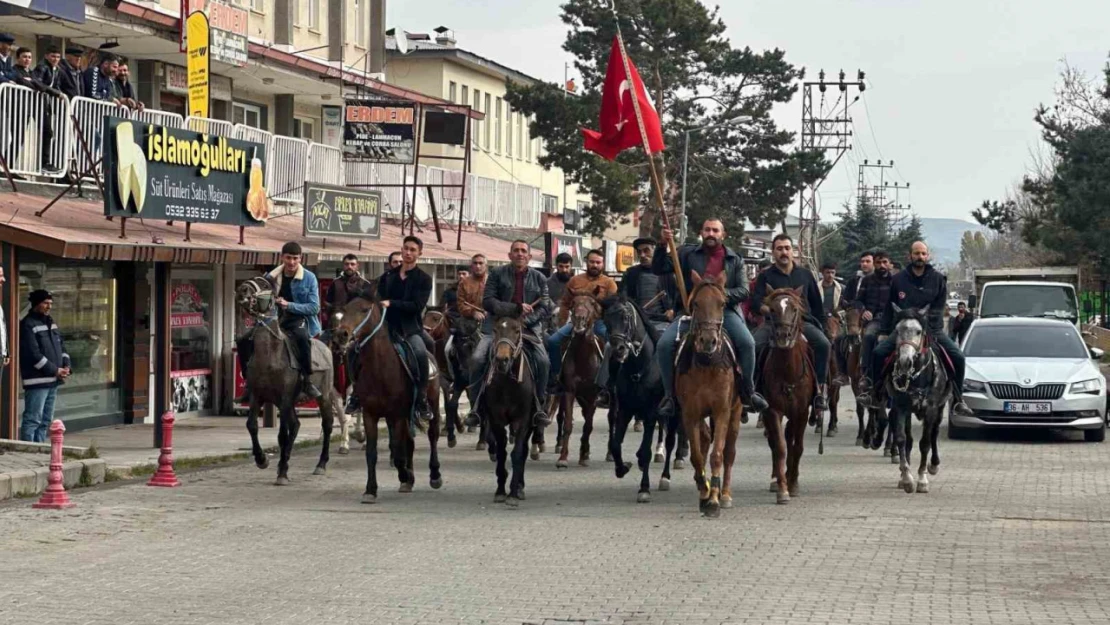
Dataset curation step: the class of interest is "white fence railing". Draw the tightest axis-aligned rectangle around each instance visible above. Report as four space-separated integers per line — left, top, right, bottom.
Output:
270 135 309 205
0 84 74 179
133 109 184 129
185 116 235 138
307 143 343 187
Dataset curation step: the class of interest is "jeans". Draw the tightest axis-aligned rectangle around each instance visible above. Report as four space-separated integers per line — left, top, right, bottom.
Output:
860 320 884 378
21 385 58 443
470 333 550 409
656 309 756 399
547 320 608 385
871 331 965 390
404 331 434 399
753 321 831 383
281 317 314 375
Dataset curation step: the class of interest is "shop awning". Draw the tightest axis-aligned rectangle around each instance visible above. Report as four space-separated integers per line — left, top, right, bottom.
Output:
0 190 519 267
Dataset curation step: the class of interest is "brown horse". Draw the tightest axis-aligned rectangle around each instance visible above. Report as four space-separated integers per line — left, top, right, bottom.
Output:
331 297 443 504
842 307 872 446
552 291 604 469
675 272 742 518
482 315 538 505
824 312 843 437
761 286 817 505
423 309 465 448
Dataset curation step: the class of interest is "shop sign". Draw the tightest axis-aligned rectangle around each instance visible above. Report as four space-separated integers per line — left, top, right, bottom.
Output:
322 106 343 148
171 283 206 328
185 10 210 119
342 98 416 164
103 116 270 226
165 64 231 101
171 369 211 413
180 0 249 67
303 183 382 239
615 243 636 273
545 232 584 268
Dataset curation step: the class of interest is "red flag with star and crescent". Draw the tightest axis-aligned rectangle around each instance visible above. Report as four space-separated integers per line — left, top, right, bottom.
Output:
581 36 665 160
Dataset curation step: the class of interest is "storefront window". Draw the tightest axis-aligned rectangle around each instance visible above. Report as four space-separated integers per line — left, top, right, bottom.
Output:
16 253 120 422
171 271 215 414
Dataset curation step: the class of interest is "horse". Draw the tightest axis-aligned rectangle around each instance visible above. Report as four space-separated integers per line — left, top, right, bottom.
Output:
842 309 891 453
423 309 465 448
552 290 604 470
234 277 341 485
601 295 680 503
825 311 843 438
480 315 538 505
675 272 742 518
760 286 818 505
883 304 949 494
330 296 443 504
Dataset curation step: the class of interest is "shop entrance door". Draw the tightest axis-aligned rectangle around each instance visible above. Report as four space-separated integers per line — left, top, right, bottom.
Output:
170 269 216 417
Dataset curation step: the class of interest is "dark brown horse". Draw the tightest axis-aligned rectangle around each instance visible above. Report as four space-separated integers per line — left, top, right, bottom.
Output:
423 309 465 448
842 307 881 447
331 296 442 504
481 315 537 505
675 272 742 518
824 312 843 437
761 286 817 504
552 291 603 469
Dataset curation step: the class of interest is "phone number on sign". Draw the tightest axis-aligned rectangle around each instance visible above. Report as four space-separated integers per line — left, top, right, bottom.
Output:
165 204 223 221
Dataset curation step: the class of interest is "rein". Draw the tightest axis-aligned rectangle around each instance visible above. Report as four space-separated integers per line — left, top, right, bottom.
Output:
423 310 446 334
688 282 726 355
351 303 387 349
609 302 646 359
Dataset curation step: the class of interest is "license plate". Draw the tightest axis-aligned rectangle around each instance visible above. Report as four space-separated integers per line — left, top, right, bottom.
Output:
1003 402 1052 414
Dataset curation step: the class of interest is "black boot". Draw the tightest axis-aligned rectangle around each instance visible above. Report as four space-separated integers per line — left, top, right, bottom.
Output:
596 388 611 410
235 382 251 404
749 388 769 413
658 396 675 419
414 390 432 425
345 392 361 414
302 374 323 399
813 384 829 412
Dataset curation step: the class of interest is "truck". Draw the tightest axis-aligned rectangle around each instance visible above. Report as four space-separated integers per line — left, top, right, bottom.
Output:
968 267 1081 328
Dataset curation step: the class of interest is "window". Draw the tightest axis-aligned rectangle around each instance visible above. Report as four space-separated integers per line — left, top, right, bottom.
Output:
472 89 481 147
964 324 1088 359
307 0 320 29
233 102 263 128
461 85 469 139
526 117 533 161
494 97 502 154
293 118 316 141
505 103 512 158
449 82 457 103
170 271 216 414
515 112 523 158
353 0 366 44
483 93 492 150
250 0 263 12
542 194 558 214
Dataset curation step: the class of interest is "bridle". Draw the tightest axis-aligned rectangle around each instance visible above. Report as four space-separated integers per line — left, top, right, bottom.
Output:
608 301 646 360
891 318 933 393
491 321 526 382
688 282 726 354
239 277 282 340
769 292 803 343
423 310 447 334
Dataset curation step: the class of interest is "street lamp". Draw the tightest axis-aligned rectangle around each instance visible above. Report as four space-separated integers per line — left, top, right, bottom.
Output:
680 115 752 242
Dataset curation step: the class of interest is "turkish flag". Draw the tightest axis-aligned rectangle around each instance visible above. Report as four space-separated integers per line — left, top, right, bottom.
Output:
582 36 665 160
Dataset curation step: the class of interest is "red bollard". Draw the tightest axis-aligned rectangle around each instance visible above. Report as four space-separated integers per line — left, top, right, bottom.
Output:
33 420 76 510
148 411 181 488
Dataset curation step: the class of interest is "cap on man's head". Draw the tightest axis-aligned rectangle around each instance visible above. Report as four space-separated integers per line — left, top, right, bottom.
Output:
29 289 53 306
45 45 60 55
281 241 303 256
0 33 14 45
632 237 656 249
65 47 83 56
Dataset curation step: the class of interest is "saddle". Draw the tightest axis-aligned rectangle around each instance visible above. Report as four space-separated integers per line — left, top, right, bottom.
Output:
673 316 739 378
559 333 605 368
283 337 332 373
389 330 439 386
755 338 819 396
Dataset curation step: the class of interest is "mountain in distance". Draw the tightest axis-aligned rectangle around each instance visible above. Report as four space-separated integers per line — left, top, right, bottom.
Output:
918 217 987 265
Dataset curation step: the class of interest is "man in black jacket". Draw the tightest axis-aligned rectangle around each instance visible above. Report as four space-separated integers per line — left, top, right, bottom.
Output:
843 250 874 304
58 47 84 99
621 237 674 335
853 250 894 384
653 219 767 418
859 241 972 416
750 234 842 411
375 236 435 424
471 239 553 425
949 302 974 344
19 290 71 442
545 252 573 336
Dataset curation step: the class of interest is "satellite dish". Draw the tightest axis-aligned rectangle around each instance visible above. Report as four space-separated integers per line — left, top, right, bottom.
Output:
395 28 409 55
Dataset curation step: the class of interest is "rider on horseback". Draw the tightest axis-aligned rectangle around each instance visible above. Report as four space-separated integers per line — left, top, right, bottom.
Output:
237 241 324 402
546 249 618 405
750 234 845 412
851 250 893 393
621 237 676 336
470 239 553 426
545 253 574 336
654 219 768 419
373 235 436 424
858 241 973 416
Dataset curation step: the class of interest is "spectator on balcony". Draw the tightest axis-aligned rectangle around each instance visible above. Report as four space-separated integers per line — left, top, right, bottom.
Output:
32 46 64 93
10 48 61 97
57 47 83 99
116 62 143 111
83 53 120 104
0 33 13 79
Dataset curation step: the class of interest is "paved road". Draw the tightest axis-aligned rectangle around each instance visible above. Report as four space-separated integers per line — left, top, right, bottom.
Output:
2 394 1110 625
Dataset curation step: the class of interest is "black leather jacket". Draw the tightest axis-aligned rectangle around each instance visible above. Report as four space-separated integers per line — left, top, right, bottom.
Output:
652 243 748 312
482 264 553 334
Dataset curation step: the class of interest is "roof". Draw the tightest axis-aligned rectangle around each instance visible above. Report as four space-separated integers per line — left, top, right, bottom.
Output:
386 35 544 86
970 318 1078 327
0 190 519 266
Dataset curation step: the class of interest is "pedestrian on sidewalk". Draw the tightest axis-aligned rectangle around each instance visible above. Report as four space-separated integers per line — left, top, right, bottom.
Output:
19 289 70 443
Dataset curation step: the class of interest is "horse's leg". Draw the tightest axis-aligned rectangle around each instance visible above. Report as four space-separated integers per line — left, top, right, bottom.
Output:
856 394 866 446
721 400 741 510
428 386 443 490
361 410 380 503
493 423 509 503
654 417 666 463
507 418 530 505
683 405 710 513
916 413 932 493
314 391 335 475
929 410 941 476
476 407 489 451
444 383 458 449
246 398 268 469
275 402 294 485
828 386 839 436
391 419 412 492
605 402 616 463
556 392 574 469
766 411 789 503
609 403 633 480
659 412 677 490
704 400 731 519
676 425 689 468
635 411 657 502
579 396 596 467
893 407 914 493
786 409 806 497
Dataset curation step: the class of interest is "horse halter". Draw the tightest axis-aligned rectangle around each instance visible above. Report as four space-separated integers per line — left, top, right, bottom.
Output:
770 293 803 342
892 329 932 393
608 301 645 359
423 310 446 334
241 277 275 318
688 282 725 354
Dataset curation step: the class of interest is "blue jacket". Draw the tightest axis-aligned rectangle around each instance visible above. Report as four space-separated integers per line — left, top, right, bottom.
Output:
268 265 322 337
19 311 69 389
82 67 113 101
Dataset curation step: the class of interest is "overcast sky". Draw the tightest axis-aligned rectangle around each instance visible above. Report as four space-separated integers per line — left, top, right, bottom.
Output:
389 1 1110 222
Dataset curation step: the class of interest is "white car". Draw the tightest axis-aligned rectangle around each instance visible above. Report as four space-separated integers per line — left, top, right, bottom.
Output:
952 318 1107 441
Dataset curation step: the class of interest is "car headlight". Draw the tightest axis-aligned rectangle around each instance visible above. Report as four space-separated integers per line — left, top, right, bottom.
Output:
1070 378 1103 395
963 379 987 393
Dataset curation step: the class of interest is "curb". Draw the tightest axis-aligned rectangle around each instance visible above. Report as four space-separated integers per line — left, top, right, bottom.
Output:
0 459 107 502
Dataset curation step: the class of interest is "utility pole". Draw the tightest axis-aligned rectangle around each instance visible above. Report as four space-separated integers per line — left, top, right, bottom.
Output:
798 69 866 269
857 159 911 234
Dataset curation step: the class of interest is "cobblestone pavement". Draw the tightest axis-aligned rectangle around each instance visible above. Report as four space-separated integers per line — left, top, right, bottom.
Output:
3 395 1110 625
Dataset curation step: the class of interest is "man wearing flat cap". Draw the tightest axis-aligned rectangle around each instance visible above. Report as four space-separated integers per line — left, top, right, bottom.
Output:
620 236 675 337
0 33 14 79
19 289 70 443
58 46 85 99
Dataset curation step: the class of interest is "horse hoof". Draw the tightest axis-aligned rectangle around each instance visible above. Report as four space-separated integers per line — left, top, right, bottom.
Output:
673 458 685 470
539 444 547 454
556 459 568 470
740 412 749 425
633 421 643 432
916 482 930 494
827 427 838 437
506 496 520 508
467 425 476 433
399 482 414 494
928 463 939 476
776 492 790 505
890 454 900 465
605 451 613 462
720 495 733 509
476 441 487 451
658 477 670 491
530 445 540 461
489 453 496 463
703 501 721 518
274 476 290 486
654 452 664 463
900 479 915 494
351 431 366 444
769 481 778 493
361 493 377 504
256 457 269 470
788 485 799 497
579 458 590 468
855 437 864 447
312 466 326 476
494 493 506 503
517 489 526 501
430 478 443 490
448 438 457 449
637 491 652 504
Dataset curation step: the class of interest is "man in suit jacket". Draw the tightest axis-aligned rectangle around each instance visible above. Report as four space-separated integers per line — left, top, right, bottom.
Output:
375 235 435 423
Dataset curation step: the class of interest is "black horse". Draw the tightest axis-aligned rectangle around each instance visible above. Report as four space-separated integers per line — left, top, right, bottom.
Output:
479 315 538 505
601 296 683 503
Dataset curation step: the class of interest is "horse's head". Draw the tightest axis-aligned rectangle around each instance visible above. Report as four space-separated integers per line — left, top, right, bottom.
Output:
569 287 603 335
492 316 523 375
236 276 275 317
825 311 842 341
843 306 863 340
329 295 377 356
688 271 727 358
890 303 929 392
765 285 807 349
423 309 448 342
453 317 482 363
601 294 642 364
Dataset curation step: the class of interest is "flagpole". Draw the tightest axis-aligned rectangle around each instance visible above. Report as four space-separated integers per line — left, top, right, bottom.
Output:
610 8 689 308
